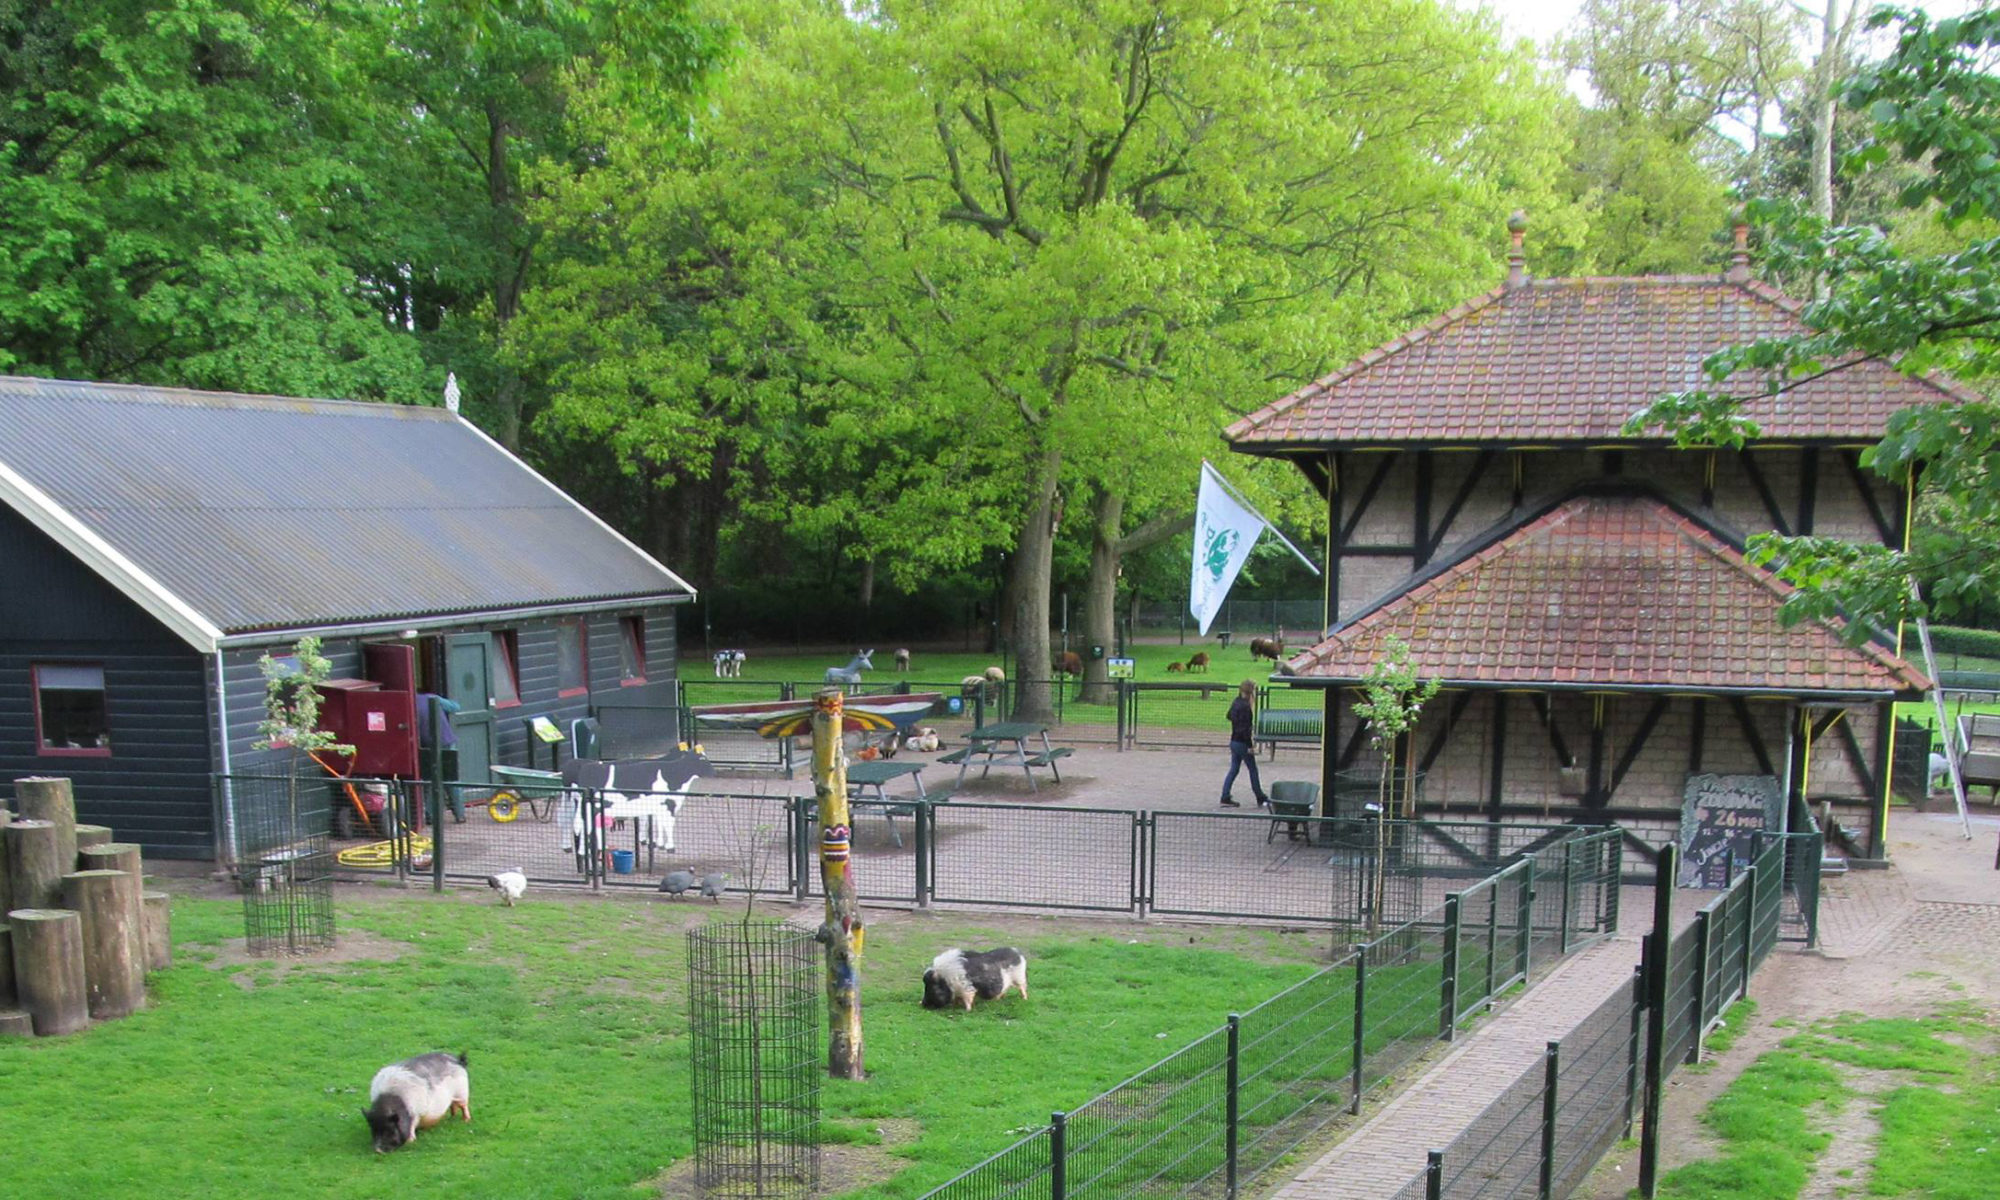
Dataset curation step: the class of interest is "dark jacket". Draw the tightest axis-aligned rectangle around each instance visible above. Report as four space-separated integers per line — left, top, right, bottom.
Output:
1227 695 1254 745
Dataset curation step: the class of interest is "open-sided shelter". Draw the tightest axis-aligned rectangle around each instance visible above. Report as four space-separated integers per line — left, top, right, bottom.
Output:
0 377 694 858
1226 217 1938 860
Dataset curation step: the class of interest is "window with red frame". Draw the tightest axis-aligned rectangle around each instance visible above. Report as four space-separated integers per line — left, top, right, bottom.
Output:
490 631 521 707
618 616 647 685
556 619 589 697
34 664 111 755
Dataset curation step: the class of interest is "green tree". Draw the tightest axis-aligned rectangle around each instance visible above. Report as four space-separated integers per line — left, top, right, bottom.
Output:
1627 6 2000 633
1352 636 1439 932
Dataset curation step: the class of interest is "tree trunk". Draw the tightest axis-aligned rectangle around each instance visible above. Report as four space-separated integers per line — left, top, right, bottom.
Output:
0 924 14 1007
16 777 78 877
0 807 11 915
487 100 526 451
1811 3 1838 228
1006 447 1063 723
9 908 88 1036
1078 491 1124 705
6 820 65 910
79 844 145 971
73 824 113 862
62 870 144 1020
0 1009 30 1037
812 690 864 1079
858 556 876 611
142 890 173 971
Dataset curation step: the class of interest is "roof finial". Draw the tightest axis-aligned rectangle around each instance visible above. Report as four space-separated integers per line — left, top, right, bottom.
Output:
1505 210 1528 289
1725 204 1751 283
443 372 461 415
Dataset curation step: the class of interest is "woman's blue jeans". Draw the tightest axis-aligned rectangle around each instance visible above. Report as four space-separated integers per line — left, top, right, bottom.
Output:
1221 739 1265 803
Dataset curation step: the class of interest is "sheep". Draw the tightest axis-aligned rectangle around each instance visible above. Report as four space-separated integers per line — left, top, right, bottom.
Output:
712 649 746 678
1186 652 1211 673
904 726 942 753
1249 637 1285 663
983 666 1005 683
1053 650 1082 677
1166 661 1184 673
894 648 912 672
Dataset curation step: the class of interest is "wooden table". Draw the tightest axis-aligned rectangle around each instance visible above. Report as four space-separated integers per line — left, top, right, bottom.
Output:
943 722 1072 793
844 759 931 847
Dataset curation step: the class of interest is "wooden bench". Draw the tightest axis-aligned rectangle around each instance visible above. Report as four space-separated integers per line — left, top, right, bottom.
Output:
937 748 975 766
1023 747 1074 782
1257 709 1322 759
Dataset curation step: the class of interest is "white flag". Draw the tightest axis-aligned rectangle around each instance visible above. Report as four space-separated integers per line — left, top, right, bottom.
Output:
1190 463 1266 636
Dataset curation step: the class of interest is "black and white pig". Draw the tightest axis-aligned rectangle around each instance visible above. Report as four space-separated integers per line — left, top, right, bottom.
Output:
363 1052 471 1153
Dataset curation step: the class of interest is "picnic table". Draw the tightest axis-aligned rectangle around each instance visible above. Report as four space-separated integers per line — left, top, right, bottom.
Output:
843 759 936 848
939 722 1073 793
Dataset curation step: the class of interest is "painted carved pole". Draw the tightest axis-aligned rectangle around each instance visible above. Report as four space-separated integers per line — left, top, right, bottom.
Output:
812 687 865 1079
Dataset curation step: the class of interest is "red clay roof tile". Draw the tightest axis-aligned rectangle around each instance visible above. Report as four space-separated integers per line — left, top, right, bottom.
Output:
1285 495 1928 694
1228 277 1964 447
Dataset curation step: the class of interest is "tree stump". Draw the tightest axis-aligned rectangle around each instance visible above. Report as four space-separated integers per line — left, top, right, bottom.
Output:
74 824 115 860
78 843 145 969
0 809 11 916
6 820 66 910
0 1009 31 1037
9 909 89 1035
141 890 172 971
62 871 144 1020
16 778 78 873
0 924 14 1006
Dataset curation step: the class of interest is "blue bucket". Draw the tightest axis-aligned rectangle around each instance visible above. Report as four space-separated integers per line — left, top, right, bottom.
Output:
610 849 635 875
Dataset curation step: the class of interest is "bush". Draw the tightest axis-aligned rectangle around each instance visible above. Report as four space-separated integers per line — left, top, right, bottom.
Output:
1925 626 2000 659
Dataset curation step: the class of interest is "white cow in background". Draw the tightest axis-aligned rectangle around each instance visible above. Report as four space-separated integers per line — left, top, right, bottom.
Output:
559 753 709 867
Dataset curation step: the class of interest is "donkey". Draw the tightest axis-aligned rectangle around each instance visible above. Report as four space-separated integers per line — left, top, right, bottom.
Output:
825 649 876 686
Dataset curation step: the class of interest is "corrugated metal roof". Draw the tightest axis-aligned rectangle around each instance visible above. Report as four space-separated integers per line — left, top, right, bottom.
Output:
0 377 693 639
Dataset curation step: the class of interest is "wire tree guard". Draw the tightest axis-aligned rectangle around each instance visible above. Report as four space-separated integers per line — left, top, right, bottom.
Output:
688 919 823 1199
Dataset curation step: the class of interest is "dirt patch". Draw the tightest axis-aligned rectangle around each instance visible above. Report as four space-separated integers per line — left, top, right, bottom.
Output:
201 928 413 988
650 1117 923 1200
1799 1066 1897 1200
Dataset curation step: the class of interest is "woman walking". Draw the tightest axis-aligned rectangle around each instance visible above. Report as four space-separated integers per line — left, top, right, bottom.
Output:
1220 679 1269 808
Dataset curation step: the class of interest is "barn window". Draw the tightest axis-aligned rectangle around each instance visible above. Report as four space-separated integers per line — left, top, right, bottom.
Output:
619 616 647 686
490 631 521 708
34 664 111 756
556 619 588 697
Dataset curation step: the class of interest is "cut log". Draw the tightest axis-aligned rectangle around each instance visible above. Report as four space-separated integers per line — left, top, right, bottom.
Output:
0 811 10 916
0 925 13 1006
0 1009 31 1036
15 777 78 872
78 843 145 968
74 824 115 859
62 871 144 1020
8 908 89 1035
141 890 172 971
6 820 65 910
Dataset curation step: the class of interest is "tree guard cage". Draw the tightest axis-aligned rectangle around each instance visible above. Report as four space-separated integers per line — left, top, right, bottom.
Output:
233 771 336 955
688 920 823 1199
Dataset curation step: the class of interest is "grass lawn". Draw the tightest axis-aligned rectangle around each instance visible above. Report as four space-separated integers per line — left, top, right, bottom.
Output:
1654 1006 2000 1199
0 893 1323 1200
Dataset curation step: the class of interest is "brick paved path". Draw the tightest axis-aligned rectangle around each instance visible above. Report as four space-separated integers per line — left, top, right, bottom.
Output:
1273 934 1645 1200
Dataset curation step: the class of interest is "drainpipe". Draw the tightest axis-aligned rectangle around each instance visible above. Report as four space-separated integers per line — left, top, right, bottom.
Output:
214 649 237 870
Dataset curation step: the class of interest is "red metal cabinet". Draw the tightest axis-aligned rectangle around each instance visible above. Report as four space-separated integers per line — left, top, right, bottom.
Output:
316 679 418 778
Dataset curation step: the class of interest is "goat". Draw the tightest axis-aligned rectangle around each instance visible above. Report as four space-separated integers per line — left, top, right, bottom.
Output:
825 649 875 686
1248 637 1284 663
712 649 746 678
1053 650 1082 677
1186 652 1210 673
1166 661 1183 673
894 648 912 672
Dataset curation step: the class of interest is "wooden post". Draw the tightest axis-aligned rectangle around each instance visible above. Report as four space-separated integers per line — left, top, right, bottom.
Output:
79 843 146 973
7 820 67 910
0 1009 31 1036
63 870 144 1019
0 806 12 915
813 688 864 1079
9 908 89 1035
141 890 172 970
16 777 78 872
0 924 14 1006
74 824 115 860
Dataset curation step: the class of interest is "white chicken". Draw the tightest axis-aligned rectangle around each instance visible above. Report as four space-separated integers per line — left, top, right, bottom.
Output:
485 871 528 907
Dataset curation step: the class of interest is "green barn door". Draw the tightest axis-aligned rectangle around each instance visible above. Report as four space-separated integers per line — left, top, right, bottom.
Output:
445 634 494 785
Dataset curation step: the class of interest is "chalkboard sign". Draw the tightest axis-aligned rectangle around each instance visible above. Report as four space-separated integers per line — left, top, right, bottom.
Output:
1677 773 1783 888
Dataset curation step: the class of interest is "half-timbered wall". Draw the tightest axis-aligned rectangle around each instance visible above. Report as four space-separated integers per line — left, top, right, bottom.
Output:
1326 447 1905 622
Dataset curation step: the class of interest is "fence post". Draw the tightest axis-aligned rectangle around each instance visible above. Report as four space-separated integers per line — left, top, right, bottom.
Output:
1485 882 1500 1001
1624 964 1644 1138
1539 1040 1560 1200
1440 894 1461 1039
1226 1013 1241 1200
1805 831 1822 949
1560 838 1576 955
1115 680 1127 751
432 782 446 893
1739 862 1757 991
1051 1111 1067 1200
1607 836 1624 933
1518 859 1535 983
1639 843 1676 1198
1425 1150 1443 1200
1351 953 1368 1113
1689 909 1711 1063
914 801 931 909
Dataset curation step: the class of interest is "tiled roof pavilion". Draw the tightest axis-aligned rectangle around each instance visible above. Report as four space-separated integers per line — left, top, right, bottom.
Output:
1227 275 1966 449
1282 494 1929 698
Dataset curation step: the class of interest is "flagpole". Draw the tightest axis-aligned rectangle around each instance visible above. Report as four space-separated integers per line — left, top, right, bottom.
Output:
1202 461 1321 576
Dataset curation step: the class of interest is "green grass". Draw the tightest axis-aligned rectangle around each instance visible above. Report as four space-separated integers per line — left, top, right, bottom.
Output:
1653 1007 2000 1199
0 894 1321 1200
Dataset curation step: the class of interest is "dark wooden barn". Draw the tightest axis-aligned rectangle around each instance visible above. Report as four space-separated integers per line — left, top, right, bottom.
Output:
0 377 694 859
